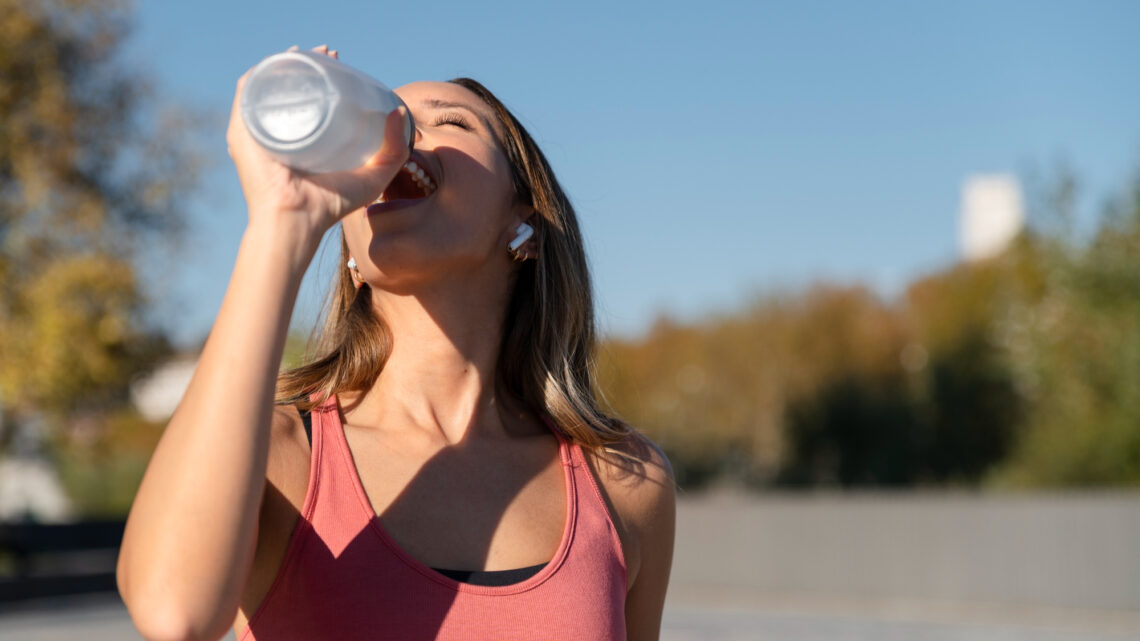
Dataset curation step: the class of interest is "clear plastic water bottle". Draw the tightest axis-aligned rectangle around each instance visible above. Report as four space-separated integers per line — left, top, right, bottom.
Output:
240 50 414 173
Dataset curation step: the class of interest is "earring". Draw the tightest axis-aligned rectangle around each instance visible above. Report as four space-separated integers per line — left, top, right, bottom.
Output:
508 222 534 261
347 257 363 289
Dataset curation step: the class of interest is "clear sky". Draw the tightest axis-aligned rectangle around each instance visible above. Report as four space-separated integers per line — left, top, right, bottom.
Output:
125 0 1140 348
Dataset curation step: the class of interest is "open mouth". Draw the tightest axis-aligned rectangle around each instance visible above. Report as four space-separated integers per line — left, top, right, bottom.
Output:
374 159 437 205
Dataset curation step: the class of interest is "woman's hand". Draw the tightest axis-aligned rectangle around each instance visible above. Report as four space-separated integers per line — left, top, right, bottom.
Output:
226 45 410 242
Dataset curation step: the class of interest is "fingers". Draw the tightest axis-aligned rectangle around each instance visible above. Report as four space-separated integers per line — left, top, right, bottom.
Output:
353 107 414 204
368 106 413 167
226 71 254 160
309 108 411 217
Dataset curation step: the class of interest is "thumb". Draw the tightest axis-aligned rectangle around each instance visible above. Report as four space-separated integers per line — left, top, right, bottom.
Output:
311 107 412 215
355 106 414 201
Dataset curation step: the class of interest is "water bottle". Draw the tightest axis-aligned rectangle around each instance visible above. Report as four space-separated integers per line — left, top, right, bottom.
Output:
240 50 414 173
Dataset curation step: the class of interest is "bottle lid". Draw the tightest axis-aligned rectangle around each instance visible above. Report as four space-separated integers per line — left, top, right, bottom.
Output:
242 53 337 151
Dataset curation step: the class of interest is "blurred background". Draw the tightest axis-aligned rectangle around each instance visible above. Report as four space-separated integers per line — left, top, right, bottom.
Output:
1 0 1139 639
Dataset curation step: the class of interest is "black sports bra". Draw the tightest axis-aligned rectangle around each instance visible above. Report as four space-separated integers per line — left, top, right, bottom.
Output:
298 407 547 586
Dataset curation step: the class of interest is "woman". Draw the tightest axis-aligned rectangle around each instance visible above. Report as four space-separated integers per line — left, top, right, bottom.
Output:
118 46 675 641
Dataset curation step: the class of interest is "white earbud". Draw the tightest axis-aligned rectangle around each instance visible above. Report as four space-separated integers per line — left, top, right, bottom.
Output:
508 223 534 252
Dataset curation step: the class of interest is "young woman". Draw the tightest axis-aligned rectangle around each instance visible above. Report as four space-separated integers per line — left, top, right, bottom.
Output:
118 46 675 641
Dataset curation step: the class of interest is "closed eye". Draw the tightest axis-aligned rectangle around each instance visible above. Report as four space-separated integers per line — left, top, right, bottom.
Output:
433 112 472 130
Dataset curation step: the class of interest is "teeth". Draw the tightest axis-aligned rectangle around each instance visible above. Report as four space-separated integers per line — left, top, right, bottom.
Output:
372 161 435 205
403 160 436 195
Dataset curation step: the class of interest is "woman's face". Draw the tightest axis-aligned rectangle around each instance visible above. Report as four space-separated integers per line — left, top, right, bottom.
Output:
342 81 527 293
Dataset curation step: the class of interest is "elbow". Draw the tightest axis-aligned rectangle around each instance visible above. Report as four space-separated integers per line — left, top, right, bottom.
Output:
127 602 233 641
118 568 233 641
131 614 198 641
120 593 196 641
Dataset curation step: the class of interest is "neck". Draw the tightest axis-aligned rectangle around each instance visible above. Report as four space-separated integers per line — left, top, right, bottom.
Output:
343 279 533 444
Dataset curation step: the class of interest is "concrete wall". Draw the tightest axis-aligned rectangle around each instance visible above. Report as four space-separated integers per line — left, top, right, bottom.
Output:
670 491 1140 612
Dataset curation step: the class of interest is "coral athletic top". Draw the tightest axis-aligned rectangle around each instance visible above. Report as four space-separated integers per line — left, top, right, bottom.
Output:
238 395 628 640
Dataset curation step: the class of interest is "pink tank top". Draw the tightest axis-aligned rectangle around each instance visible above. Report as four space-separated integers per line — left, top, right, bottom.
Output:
238 395 628 640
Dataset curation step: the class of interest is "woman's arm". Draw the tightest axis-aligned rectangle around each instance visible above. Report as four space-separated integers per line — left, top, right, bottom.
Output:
118 221 309 641
624 455 675 641
116 51 408 641
589 434 677 641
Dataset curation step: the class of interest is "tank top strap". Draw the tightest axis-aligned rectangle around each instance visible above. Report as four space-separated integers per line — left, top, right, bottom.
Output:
541 421 630 591
303 394 376 556
537 412 575 468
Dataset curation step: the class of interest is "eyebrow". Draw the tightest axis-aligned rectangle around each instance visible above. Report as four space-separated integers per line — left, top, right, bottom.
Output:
421 98 496 135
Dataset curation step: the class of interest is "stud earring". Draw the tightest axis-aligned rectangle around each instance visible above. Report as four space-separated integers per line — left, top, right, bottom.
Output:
508 222 534 261
347 257 363 288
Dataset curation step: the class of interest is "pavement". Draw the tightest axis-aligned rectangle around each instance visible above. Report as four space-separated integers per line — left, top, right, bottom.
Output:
2 592 1139 641
5 492 1139 639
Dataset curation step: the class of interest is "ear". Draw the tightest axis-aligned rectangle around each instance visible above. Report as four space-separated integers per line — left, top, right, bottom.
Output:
506 211 540 261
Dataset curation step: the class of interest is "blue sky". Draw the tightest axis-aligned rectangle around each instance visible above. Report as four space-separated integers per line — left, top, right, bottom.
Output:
126 0 1140 347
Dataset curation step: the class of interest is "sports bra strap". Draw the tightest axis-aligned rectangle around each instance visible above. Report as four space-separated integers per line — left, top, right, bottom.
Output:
299 406 312 447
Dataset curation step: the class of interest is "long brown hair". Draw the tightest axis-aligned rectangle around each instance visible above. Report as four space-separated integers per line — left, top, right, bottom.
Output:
275 78 631 448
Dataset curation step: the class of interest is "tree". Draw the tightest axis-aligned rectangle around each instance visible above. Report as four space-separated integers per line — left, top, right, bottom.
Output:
0 0 203 467
995 168 1140 486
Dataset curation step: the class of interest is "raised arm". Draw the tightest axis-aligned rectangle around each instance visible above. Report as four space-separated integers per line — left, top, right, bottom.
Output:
116 50 408 641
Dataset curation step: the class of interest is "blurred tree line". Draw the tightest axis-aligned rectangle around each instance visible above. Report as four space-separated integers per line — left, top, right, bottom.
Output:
598 167 1140 490
0 0 203 517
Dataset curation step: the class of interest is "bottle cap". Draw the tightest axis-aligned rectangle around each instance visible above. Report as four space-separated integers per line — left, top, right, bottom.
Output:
242 53 338 150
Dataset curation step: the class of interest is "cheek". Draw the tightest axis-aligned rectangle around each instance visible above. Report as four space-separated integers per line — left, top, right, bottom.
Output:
434 189 507 253
440 153 517 226
475 153 520 221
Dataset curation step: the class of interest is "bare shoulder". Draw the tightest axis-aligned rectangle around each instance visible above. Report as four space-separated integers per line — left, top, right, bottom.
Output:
588 430 676 508
265 403 310 501
583 428 676 586
261 402 312 528
269 403 306 444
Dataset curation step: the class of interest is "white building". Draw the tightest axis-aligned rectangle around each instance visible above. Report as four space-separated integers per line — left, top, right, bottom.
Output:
0 456 74 522
959 174 1025 262
130 357 197 422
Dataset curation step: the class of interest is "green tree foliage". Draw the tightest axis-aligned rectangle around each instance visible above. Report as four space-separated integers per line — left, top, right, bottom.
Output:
599 276 1027 489
0 0 200 424
995 172 1140 486
778 270 1027 488
598 285 915 487
0 0 203 513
